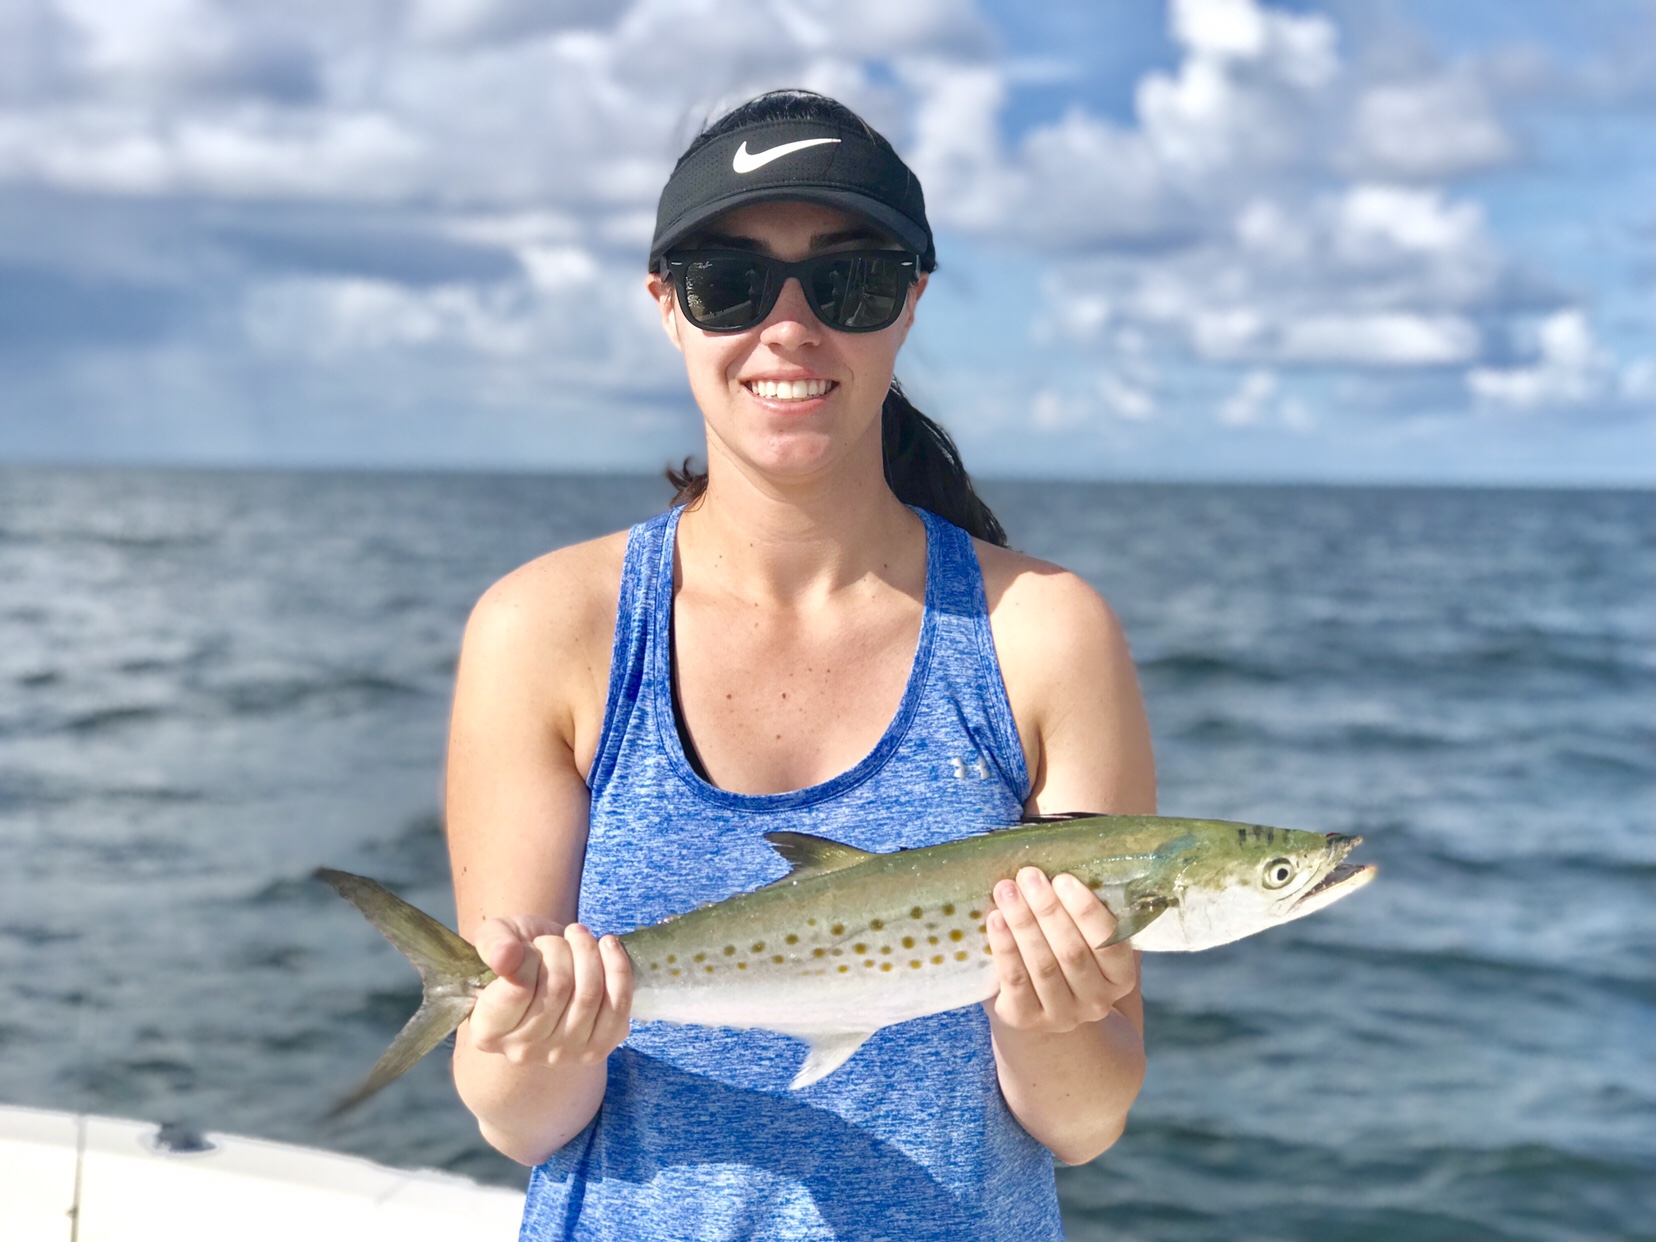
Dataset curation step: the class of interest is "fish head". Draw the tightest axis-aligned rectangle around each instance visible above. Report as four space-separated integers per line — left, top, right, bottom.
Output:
1135 823 1376 951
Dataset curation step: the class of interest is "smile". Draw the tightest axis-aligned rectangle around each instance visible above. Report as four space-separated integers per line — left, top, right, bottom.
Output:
744 379 836 401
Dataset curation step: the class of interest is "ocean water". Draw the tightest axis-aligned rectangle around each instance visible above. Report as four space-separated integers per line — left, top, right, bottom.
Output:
0 467 1651 1241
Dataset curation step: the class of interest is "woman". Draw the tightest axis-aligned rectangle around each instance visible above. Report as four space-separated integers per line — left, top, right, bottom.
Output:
446 90 1155 1240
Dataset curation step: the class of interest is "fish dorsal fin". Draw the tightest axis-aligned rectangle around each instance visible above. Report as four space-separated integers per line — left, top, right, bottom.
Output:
761 832 875 882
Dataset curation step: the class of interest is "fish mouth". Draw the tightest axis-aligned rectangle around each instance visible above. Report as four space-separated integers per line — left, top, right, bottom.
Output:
1290 835 1377 917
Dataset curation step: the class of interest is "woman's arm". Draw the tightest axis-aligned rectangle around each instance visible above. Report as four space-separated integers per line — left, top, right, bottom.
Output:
981 553 1156 1165
446 537 632 1166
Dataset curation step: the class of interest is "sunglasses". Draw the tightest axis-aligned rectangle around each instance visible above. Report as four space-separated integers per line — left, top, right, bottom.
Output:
660 249 920 334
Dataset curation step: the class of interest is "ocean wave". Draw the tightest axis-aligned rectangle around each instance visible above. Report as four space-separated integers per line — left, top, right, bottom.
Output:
0 526 218 552
248 873 338 908
211 671 427 715
1297 939 1656 1007
1063 1124 1655 1242
1139 651 1290 685
61 704 166 734
0 923 81 947
1141 1002 1269 1049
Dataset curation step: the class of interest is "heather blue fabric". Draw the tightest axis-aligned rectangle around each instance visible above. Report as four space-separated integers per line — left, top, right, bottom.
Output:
519 506 1062 1242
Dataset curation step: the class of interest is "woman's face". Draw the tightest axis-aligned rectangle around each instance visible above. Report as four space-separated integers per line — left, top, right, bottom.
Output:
646 200 926 488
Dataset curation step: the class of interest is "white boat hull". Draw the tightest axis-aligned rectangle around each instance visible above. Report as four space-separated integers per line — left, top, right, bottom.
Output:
0 1103 523 1241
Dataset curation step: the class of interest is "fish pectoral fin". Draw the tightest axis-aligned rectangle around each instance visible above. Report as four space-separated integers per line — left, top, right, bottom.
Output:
760 832 876 883
1103 895 1172 947
789 1031 876 1090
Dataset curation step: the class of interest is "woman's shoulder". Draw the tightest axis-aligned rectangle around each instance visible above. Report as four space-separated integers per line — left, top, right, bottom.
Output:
971 539 1153 812
460 529 631 691
972 537 1137 720
972 539 1126 652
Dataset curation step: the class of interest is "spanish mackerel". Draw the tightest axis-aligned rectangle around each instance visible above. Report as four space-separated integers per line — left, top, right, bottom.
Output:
317 813 1374 1111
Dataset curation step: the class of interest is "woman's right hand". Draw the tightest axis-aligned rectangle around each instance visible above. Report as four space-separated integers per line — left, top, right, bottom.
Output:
467 916 634 1067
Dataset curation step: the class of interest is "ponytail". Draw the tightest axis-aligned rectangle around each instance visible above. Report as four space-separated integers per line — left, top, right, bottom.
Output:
664 380 1007 547
879 381 1007 545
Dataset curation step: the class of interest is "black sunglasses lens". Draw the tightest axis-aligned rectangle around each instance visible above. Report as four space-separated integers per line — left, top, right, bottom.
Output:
681 257 769 329
810 255 908 329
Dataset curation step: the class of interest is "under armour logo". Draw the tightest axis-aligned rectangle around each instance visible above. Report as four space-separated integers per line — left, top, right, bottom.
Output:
950 756 989 780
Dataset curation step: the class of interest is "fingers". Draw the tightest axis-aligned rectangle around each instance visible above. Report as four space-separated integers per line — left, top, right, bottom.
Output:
557 925 607 1051
468 925 542 1048
593 935 635 1052
467 923 632 1067
988 868 1137 1032
1050 875 1137 988
474 919 531 979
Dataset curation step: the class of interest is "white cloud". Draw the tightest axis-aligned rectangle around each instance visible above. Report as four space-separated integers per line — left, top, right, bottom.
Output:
1468 309 1612 409
0 0 1644 475
1347 72 1515 181
1099 372 1156 420
1279 312 1479 366
1219 367 1276 425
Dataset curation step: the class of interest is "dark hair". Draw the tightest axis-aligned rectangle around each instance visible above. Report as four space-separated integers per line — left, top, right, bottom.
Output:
659 90 1008 547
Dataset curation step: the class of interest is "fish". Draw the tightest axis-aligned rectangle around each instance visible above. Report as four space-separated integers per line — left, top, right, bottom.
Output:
316 813 1375 1112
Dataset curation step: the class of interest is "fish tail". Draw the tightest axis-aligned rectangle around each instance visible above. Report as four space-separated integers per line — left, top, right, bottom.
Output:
315 868 494 1117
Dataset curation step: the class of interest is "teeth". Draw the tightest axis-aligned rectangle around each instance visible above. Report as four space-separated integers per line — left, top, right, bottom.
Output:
749 379 832 400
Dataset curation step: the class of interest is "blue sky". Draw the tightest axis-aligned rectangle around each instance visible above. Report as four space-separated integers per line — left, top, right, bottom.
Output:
1 0 1652 483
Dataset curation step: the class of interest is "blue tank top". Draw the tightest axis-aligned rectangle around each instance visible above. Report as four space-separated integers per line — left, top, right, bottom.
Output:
518 506 1063 1242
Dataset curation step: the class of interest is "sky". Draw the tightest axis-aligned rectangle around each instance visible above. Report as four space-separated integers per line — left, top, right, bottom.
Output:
1 0 1653 484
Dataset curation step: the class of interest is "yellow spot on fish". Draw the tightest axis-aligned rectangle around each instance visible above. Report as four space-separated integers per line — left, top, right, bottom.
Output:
853 943 868 954
968 909 982 920
785 933 799 945
837 965 849 973
954 951 967 962
910 906 924 920
932 955 944 965
949 930 964 942
870 919 885 931
667 954 677 964
880 962 893 972
863 960 874 968
942 903 955 916
813 948 826 958
880 945 892 955
773 954 784 964
807 918 817 926
670 968 682 976
723 945 736 956
1087 878 1104 890
927 935 939 946
983 945 993 955
694 952 706 963
705 965 715 973
751 941 765 953
831 948 843 957
901 936 915 949
649 962 659 971
909 960 921 969
737 962 747 970
977 924 987 934
831 923 845 936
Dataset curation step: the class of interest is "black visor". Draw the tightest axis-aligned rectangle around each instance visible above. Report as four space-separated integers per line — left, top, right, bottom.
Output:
650 118 934 270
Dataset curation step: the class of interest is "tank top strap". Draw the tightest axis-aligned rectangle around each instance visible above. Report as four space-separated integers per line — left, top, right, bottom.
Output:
914 508 1031 802
586 508 675 799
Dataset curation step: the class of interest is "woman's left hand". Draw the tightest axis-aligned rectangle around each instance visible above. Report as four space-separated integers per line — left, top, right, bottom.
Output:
985 868 1139 1033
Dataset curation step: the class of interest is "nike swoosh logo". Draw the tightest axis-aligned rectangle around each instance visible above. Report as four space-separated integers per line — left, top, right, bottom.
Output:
732 137 841 174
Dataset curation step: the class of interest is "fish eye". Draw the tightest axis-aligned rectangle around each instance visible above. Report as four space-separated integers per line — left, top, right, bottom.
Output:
1262 858 1296 889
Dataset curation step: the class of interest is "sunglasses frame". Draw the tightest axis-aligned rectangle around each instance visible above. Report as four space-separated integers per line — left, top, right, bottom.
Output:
659 248 921 334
